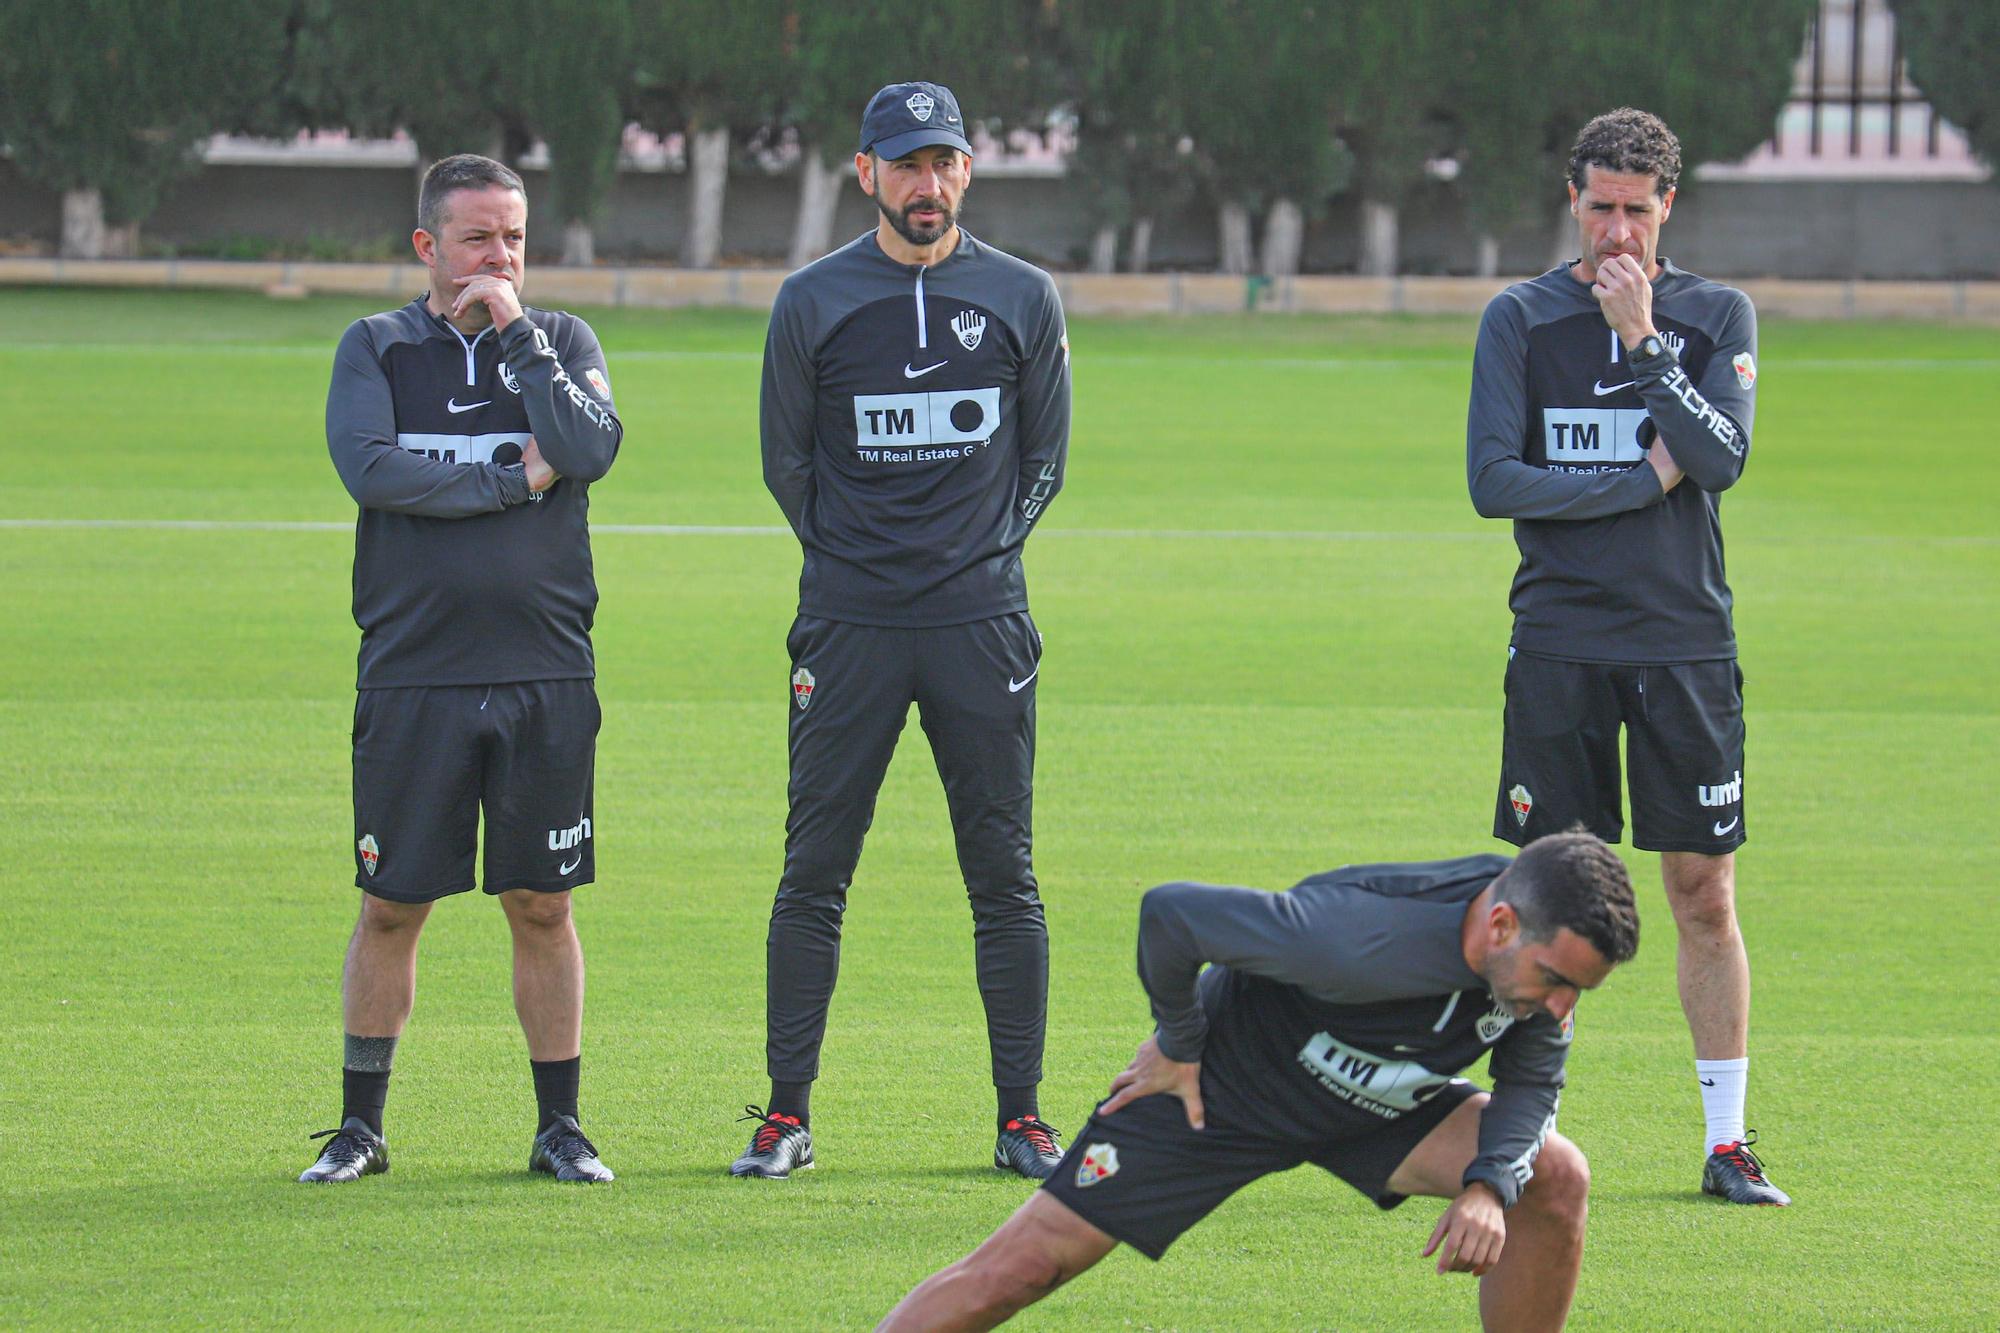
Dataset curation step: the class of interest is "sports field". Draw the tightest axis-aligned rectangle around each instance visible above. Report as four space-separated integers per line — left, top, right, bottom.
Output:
2 286 1994 1328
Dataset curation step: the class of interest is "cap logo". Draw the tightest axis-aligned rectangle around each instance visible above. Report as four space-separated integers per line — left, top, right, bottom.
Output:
906 92 935 122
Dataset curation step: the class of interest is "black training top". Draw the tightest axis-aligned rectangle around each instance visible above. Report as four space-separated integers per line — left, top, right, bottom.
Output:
1467 260 1757 663
1136 855 1571 1208
327 297 622 689
761 229 1071 627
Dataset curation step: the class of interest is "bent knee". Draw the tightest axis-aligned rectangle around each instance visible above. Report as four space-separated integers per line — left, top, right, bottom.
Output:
967 1250 1065 1318
1525 1137 1590 1216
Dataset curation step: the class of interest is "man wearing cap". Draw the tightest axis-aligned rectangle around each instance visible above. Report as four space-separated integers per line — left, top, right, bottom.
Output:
731 81 1072 1181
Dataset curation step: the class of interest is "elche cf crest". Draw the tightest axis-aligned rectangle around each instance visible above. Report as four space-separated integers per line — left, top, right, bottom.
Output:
1733 352 1757 390
792 665 816 710
1508 783 1532 828
358 833 380 876
951 309 986 351
906 92 934 122
1075 1141 1119 1187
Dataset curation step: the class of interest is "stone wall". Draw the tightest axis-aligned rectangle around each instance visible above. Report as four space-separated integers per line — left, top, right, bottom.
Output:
3 156 1997 281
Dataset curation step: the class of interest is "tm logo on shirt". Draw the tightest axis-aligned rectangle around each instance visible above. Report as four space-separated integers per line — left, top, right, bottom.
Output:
853 389 1000 461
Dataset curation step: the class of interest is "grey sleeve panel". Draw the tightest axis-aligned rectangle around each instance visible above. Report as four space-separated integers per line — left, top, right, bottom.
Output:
1135 878 1472 1064
498 313 622 482
760 277 818 539
1013 275 1070 529
1463 1017 1570 1208
1466 291 1664 520
327 318 528 516
1636 289 1754 493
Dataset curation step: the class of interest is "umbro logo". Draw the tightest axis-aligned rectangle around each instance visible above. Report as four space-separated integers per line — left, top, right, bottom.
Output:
904 360 948 379
448 398 491 413
1592 380 1635 397
547 816 592 851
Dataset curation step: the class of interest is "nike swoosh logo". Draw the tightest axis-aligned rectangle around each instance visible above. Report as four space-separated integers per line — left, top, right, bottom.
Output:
448 398 492 413
558 855 582 875
1699 1078 1717 1086
904 361 948 378
1592 380 1635 396
1393 1044 1424 1053
1712 818 1739 837
1007 668 1038 693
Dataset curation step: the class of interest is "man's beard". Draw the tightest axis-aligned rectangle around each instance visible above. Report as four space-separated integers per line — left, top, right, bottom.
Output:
878 193 960 247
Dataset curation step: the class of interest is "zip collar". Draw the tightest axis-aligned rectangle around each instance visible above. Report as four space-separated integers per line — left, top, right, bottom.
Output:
415 297 498 385
866 232 979 351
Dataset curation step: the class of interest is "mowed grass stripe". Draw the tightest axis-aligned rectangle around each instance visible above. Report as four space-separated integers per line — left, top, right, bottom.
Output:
6 517 1996 550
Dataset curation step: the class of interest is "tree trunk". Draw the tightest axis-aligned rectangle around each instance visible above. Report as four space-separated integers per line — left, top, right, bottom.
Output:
61 188 107 259
1476 233 1500 278
1127 216 1154 274
682 125 730 269
1088 224 1117 273
562 220 596 266
413 159 433 227
788 147 842 268
1357 198 1399 276
1260 197 1304 276
1217 200 1252 275
1551 203 1576 270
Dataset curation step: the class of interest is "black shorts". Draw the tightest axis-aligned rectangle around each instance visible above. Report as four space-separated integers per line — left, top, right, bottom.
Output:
1040 1081 1477 1261
351 680 600 903
1495 650 1745 855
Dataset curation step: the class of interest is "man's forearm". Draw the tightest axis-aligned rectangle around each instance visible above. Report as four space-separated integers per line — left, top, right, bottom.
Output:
1469 455 1664 520
333 444 530 517
1632 347 1748 492
499 318 620 481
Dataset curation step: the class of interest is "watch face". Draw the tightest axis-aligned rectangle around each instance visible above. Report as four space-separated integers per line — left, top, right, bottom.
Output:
1644 337 1664 358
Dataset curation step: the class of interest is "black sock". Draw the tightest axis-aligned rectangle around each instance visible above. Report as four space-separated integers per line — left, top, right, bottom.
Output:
769 1079 812 1128
343 1068 390 1137
531 1056 580 1132
341 1033 397 1136
998 1085 1039 1129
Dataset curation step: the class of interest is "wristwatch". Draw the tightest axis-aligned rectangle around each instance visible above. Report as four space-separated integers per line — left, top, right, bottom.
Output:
1629 333 1675 377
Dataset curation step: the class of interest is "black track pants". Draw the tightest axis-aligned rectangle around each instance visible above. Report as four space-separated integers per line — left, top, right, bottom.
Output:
766 612 1047 1088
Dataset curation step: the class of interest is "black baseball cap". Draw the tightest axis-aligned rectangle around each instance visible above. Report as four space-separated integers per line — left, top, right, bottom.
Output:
859 81 973 160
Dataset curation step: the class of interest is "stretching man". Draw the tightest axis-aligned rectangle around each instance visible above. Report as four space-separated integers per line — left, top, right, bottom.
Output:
883 831 1639 1330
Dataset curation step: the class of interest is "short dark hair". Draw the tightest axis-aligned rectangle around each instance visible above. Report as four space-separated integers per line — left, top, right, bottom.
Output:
1568 108 1681 197
418 154 525 235
1495 829 1640 965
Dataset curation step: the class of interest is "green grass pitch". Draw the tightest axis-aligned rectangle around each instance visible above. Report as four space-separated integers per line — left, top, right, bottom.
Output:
1 286 1995 1328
